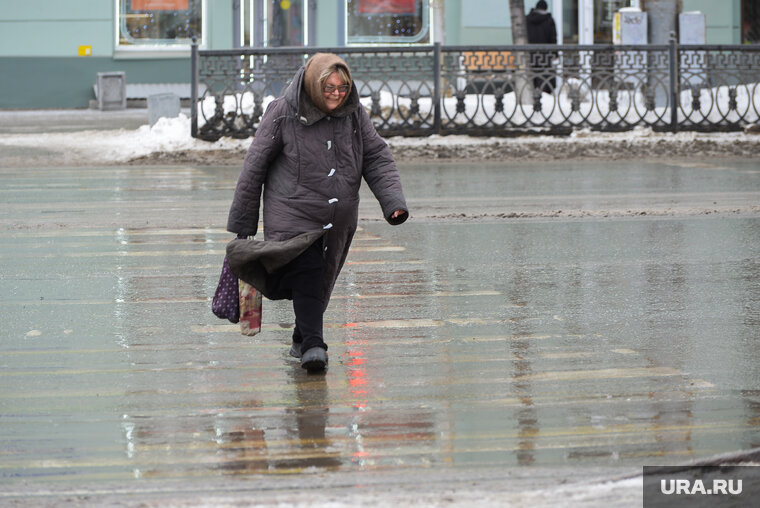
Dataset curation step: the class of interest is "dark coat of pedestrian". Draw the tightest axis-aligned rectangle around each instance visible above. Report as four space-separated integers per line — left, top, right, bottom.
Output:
226 52 409 373
526 0 557 45
526 0 558 94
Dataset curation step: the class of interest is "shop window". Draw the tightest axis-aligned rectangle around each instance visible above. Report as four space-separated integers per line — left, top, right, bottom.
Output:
594 0 628 44
236 1 307 47
266 0 306 47
117 0 204 48
346 0 431 44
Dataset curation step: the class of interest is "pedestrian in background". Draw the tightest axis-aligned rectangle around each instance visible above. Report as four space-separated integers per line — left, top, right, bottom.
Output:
225 53 409 373
526 0 558 94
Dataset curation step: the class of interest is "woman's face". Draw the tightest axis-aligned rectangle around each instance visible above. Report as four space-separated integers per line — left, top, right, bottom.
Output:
322 71 348 111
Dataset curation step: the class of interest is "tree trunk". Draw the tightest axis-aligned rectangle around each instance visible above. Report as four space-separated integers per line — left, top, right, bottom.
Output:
508 0 533 105
509 0 528 44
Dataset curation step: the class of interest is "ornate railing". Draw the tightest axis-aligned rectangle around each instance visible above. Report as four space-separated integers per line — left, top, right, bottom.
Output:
191 43 760 140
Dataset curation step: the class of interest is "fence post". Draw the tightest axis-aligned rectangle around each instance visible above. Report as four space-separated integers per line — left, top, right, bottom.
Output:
433 42 441 134
668 33 678 133
191 38 199 138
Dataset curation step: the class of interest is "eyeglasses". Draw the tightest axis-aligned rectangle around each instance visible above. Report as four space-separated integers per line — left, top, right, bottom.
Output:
323 84 349 95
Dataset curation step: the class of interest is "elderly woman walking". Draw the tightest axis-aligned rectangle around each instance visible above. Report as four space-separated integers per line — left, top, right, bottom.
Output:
225 53 409 373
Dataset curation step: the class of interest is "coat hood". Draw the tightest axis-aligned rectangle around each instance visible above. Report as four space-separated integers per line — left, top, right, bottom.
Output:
527 9 552 24
281 53 360 126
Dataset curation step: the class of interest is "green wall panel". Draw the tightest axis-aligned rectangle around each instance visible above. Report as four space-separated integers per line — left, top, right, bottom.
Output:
207 0 233 49
0 20 113 57
0 1 110 21
0 57 190 109
444 0 461 45
459 27 512 45
316 0 340 47
705 27 736 44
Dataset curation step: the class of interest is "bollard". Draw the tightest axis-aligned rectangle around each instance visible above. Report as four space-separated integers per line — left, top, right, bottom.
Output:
148 92 181 127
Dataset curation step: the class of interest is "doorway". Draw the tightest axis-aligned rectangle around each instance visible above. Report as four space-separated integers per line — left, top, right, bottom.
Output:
236 0 311 47
743 0 760 43
555 0 641 44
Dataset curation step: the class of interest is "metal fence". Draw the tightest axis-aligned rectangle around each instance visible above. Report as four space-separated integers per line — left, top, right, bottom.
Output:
191 43 760 140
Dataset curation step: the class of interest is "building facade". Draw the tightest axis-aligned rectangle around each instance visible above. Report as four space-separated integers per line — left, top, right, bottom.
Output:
0 0 752 109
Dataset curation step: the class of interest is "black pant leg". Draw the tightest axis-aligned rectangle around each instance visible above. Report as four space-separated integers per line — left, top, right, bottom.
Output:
289 242 326 353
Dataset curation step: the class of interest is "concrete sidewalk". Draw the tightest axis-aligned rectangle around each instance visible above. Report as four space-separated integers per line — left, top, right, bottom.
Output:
0 108 184 134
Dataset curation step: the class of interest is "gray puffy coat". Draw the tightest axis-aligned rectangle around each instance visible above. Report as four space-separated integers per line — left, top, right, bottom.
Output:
226 57 408 306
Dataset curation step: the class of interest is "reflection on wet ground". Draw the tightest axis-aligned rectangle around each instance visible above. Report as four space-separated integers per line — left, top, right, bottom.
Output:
0 161 759 488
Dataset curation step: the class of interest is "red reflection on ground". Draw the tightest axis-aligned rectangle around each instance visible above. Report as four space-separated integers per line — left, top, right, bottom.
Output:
345 341 369 410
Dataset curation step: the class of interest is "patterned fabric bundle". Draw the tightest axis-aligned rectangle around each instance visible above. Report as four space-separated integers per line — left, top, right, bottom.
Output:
212 257 240 323
212 257 262 336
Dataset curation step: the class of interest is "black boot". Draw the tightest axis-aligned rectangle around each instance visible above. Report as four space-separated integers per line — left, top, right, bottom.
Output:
301 346 328 373
289 340 302 359
290 328 302 359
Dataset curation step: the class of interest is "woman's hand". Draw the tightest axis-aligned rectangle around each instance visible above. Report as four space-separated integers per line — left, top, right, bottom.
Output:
388 209 408 225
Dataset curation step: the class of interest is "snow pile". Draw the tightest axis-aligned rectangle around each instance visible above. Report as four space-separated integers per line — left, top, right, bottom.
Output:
0 114 250 166
131 114 250 158
0 108 757 168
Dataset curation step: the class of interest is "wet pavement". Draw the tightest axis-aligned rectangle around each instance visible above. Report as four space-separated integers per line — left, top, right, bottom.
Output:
1 159 759 506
